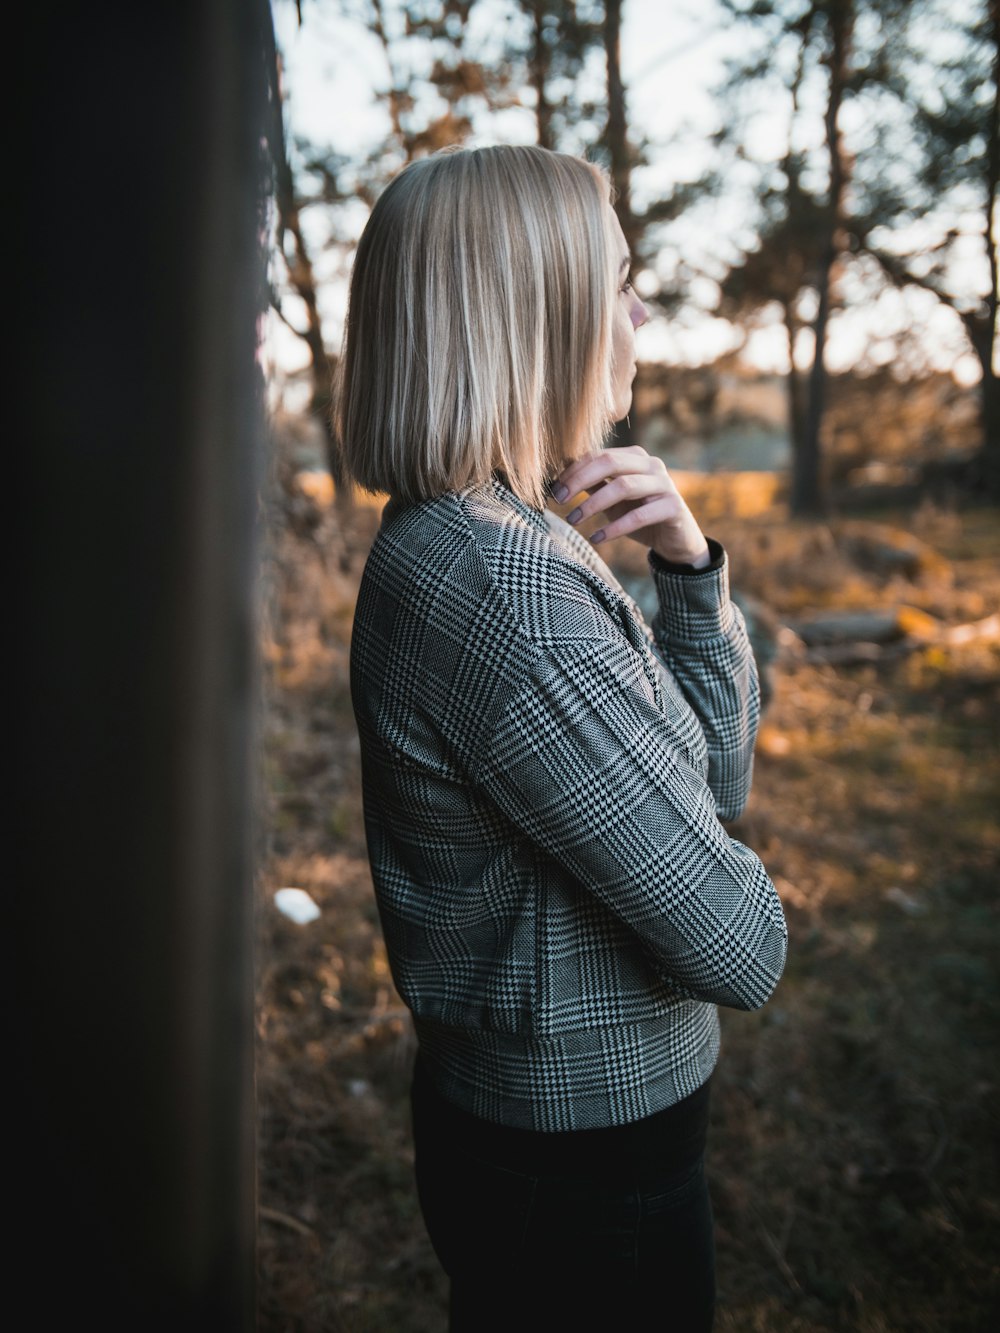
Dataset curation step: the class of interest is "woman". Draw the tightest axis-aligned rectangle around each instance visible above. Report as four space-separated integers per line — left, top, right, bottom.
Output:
337 144 786 1331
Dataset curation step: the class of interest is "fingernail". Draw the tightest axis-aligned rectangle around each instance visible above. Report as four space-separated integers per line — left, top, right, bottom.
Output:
591 529 606 545
567 507 583 524
552 484 569 502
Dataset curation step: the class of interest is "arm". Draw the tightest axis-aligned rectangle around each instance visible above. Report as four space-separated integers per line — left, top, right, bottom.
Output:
554 448 759 820
473 625 786 1012
648 546 759 821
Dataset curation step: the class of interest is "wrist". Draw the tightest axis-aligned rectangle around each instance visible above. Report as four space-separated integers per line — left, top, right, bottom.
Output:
650 538 724 575
651 537 711 569
685 541 712 570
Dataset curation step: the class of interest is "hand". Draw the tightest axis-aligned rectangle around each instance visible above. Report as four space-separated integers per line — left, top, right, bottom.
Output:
552 446 711 567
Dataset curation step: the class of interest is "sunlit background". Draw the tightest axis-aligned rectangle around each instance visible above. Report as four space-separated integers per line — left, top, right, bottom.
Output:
267 0 992 419
257 4 999 1331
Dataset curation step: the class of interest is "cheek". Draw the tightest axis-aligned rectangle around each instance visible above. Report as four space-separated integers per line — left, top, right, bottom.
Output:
612 310 633 368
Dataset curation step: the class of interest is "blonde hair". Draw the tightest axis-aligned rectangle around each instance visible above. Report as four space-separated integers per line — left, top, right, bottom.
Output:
335 145 618 508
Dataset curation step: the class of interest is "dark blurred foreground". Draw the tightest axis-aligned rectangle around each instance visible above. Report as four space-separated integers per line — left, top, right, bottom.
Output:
16 4 269 1328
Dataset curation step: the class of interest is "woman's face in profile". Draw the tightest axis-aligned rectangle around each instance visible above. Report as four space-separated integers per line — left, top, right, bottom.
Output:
608 208 649 422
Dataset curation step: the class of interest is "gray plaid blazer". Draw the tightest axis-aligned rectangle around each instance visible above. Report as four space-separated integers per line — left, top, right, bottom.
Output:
351 477 787 1131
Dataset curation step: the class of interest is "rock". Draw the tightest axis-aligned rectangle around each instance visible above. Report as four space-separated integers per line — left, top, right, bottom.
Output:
790 606 997 665
274 887 322 925
805 641 887 666
786 610 905 647
884 886 928 917
834 521 950 581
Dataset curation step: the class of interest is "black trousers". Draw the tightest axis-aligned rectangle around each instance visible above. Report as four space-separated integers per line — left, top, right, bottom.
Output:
411 1059 716 1332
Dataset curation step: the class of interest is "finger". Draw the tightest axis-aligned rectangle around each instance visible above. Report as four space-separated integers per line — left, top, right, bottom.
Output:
557 446 656 496
565 472 681 527
592 498 680 545
554 448 663 504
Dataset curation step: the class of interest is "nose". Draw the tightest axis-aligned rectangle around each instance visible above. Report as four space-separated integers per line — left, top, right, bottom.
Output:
629 289 649 331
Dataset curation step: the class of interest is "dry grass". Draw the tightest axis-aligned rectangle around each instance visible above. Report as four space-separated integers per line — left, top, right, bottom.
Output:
257 458 999 1332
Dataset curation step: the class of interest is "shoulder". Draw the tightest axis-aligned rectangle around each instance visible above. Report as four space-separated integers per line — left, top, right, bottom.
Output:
362 480 627 652
352 482 666 772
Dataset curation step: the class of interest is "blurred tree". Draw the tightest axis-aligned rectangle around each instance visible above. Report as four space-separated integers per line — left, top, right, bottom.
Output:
511 2 602 150
366 0 516 162
269 1 623 433
847 0 998 497
265 8 342 490
602 0 633 243
267 0 512 527
708 0 862 514
800 0 853 515
601 0 640 443
716 10 824 474
708 0 996 510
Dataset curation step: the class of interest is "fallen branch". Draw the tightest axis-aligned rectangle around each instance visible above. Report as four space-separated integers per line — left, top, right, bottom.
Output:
259 1205 316 1238
756 1220 803 1295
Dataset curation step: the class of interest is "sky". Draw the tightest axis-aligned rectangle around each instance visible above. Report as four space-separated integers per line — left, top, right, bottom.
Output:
266 0 984 403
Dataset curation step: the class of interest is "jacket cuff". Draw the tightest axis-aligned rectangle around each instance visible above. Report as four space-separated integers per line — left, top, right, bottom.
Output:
648 539 734 640
649 538 725 577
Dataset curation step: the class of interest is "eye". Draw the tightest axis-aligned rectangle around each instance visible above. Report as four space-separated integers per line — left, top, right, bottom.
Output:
620 276 634 296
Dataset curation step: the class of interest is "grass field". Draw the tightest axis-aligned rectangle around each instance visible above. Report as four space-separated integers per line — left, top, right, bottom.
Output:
256 467 999 1332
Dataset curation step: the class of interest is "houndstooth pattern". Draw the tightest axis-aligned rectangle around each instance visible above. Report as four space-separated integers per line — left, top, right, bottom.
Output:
351 476 787 1131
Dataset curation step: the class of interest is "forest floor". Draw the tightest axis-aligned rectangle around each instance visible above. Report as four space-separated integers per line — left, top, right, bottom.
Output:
256 457 999 1333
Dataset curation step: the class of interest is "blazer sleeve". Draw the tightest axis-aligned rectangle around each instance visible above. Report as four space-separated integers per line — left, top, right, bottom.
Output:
542 513 759 821
472 622 787 1012
648 545 759 821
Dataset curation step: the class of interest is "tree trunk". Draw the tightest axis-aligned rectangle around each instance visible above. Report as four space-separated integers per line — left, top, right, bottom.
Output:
603 0 640 446
970 324 999 497
265 13 353 544
782 15 812 501
981 363 999 499
371 0 412 156
798 280 831 513
783 300 807 461
977 0 1000 497
603 0 632 242
796 0 853 516
529 2 555 149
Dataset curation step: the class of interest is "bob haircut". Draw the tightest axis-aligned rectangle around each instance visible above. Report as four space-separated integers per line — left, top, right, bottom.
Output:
335 144 618 509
